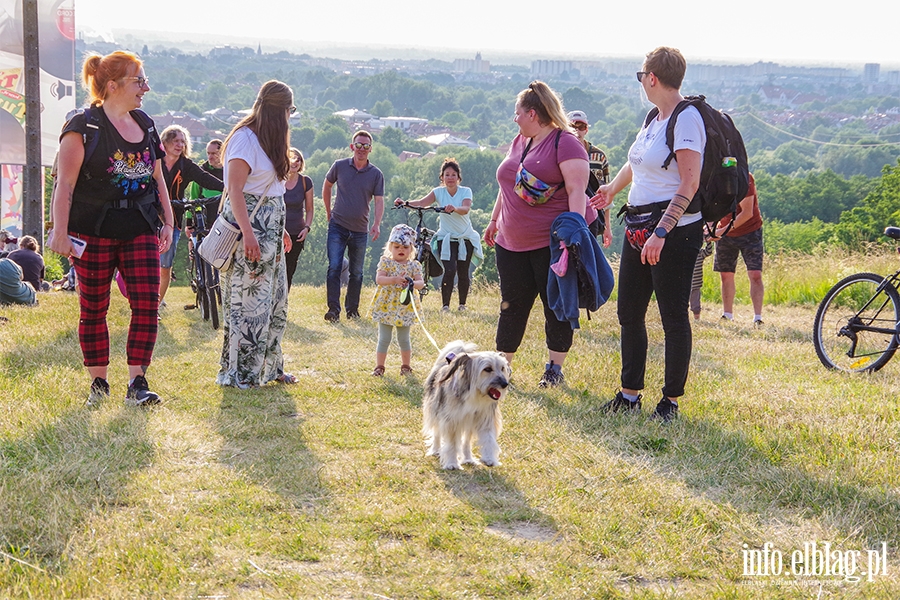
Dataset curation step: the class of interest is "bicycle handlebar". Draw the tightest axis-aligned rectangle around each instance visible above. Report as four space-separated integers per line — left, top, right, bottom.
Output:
392 201 443 214
171 195 223 209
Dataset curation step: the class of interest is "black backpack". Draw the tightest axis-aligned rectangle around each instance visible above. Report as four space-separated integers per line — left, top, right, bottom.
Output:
644 95 749 230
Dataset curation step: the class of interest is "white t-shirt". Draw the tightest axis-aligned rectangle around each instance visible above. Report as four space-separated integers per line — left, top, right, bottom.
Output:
223 127 286 197
627 105 706 226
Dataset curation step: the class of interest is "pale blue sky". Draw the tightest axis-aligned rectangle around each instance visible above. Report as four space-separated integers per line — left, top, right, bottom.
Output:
77 0 899 67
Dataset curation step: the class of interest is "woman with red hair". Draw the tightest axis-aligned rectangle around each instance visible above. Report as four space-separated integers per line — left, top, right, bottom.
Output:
49 50 174 407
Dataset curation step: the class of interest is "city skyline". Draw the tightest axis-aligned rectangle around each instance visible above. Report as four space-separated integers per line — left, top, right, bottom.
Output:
76 0 900 68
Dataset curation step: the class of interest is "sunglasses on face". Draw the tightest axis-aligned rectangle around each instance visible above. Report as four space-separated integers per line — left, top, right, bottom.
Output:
636 71 650 82
570 122 587 131
289 106 297 114
353 142 372 150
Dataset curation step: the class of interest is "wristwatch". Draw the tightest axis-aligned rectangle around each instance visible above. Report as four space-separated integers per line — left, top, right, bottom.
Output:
654 227 668 239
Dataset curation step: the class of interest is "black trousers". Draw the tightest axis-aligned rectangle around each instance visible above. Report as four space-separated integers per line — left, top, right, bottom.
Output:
284 239 304 291
495 244 574 355
617 219 702 398
440 239 474 307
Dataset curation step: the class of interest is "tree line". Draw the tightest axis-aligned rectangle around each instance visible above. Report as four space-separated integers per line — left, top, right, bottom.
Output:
59 43 900 286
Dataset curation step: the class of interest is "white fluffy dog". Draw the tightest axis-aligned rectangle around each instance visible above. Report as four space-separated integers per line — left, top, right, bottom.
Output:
422 340 511 470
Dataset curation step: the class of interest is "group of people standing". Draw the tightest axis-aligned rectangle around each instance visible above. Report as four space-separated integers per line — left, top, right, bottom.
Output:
45 45 761 423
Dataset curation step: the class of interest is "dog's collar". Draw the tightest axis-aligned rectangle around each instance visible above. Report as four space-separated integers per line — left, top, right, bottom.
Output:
445 352 456 364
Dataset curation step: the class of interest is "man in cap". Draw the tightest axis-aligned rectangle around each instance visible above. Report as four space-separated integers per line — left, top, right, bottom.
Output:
567 110 611 247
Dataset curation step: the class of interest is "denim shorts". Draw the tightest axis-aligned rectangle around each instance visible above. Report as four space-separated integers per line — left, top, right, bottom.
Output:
158 227 181 269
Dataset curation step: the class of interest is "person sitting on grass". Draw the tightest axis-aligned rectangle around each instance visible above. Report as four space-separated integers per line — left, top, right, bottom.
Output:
0 257 37 306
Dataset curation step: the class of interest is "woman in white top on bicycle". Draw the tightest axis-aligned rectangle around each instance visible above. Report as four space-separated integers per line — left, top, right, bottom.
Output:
394 157 482 312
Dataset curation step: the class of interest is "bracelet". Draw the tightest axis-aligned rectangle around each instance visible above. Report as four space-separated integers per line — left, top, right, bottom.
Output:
490 219 497 222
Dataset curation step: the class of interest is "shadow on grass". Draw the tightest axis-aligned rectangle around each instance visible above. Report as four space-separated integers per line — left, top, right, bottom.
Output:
527 383 900 547
214 386 327 512
436 464 558 533
0 406 155 564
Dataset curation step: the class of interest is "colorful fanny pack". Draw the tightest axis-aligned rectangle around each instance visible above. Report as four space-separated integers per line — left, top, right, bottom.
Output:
513 130 563 206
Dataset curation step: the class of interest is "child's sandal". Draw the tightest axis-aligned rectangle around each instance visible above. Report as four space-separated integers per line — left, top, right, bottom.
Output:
372 365 385 377
400 365 413 376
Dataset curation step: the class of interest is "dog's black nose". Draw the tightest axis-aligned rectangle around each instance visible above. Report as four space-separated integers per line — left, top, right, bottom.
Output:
498 377 509 389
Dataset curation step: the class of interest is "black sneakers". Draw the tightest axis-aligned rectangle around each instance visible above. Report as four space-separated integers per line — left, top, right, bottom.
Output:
602 391 642 413
126 375 161 407
538 362 564 388
346 310 361 320
87 377 110 408
324 310 340 323
651 397 679 422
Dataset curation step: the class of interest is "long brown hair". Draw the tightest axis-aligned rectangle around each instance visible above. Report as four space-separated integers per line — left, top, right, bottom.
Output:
223 80 292 180
82 51 142 106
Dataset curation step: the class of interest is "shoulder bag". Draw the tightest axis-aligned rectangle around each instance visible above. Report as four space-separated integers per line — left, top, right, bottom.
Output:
198 178 276 270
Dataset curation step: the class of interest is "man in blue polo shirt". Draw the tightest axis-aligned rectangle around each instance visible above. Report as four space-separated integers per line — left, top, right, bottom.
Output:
322 130 385 322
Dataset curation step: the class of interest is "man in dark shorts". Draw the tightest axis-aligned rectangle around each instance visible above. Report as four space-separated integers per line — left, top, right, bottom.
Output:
713 173 764 325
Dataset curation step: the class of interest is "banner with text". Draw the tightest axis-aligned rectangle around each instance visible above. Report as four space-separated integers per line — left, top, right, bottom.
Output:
0 0 75 166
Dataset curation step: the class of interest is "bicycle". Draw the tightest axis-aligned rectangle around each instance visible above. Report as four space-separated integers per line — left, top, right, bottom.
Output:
174 196 223 330
813 226 900 372
392 201 444 300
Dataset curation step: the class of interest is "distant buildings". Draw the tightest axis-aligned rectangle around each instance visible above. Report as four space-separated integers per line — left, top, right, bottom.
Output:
864 63 880 84
453 53 490 74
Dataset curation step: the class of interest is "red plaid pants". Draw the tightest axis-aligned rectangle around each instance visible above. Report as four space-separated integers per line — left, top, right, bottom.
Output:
71 232 160 367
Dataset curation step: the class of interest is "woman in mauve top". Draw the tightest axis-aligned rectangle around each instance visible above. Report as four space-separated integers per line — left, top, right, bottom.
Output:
483 80 588 388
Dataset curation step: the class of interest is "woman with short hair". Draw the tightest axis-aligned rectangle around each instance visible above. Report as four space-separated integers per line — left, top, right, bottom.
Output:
7 235 46 291
157 124 223 308
595 47 706 421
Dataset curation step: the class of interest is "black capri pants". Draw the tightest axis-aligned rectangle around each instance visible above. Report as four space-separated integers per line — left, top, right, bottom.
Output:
495 243 574 354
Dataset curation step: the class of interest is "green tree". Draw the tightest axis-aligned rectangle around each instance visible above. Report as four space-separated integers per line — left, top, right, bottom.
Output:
292 126 316 152
832 160 900 248
313 126 351 152
371 100 394 117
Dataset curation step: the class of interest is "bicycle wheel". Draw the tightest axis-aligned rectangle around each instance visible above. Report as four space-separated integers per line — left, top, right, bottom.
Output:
195 257 211 322
203 260 220 330
813 272 900 372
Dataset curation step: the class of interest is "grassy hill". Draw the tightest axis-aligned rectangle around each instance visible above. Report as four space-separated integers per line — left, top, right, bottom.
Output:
2 267 900 598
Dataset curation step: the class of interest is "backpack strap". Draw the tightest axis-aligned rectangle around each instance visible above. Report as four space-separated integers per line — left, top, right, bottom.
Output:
661 96 703 170
80 106 103 177
80 107 159 173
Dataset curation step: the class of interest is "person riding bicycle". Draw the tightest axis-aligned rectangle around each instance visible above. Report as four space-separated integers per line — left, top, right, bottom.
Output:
395 158 482 312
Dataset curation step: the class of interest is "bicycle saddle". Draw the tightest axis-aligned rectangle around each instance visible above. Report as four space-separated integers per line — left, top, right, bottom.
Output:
884 227 900 240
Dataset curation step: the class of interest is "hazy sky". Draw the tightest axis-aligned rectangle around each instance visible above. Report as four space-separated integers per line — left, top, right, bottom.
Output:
77 0 899 66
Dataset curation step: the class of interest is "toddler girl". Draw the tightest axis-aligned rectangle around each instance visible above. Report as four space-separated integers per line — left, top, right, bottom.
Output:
371 224 424 376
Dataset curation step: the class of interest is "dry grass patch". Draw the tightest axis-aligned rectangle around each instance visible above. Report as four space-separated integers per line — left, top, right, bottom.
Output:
2 278 900 598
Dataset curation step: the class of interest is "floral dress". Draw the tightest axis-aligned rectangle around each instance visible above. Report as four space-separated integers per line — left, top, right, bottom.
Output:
370 257 423 327
216 192 288 387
